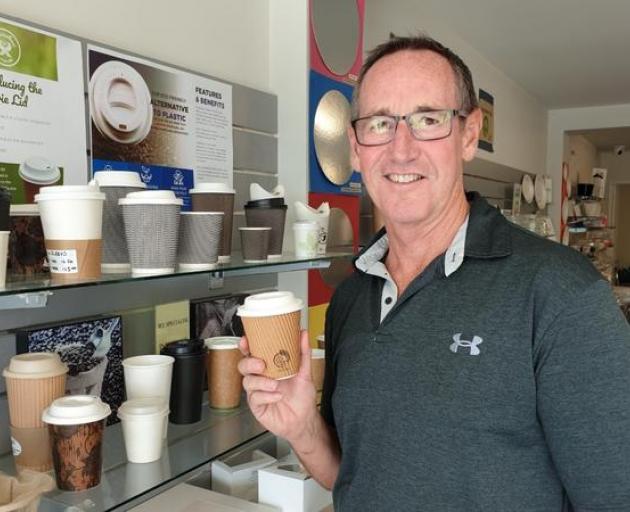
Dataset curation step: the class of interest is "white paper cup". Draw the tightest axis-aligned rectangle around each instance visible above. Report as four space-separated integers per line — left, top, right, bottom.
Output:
122 355 175 403
0 231 9 287
293 221 319 258
294 201 330 255
35 185 106 280
118 398 169 463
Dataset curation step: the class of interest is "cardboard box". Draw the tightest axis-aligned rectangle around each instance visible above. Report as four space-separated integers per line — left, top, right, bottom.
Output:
258 464 332 512
212 449 277 501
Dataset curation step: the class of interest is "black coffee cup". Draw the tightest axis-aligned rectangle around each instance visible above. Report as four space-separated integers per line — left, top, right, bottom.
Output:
160 339 206 424
0 187 11 231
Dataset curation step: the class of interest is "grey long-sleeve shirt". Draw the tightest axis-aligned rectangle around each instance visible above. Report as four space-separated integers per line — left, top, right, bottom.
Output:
321 194 630 511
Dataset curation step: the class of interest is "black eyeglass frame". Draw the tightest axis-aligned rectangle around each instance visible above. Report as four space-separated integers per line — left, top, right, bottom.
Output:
351 109 468 147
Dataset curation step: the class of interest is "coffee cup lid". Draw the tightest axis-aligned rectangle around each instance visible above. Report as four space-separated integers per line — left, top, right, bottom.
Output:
92 171 147 188
204 336 241 350
122 354 175 368
189 182 235 194
293 221 318 230
160 338 205 356
34 184 106 202
239 226 271 231
117 398 168 419
119 190 183 206
9 204 39 216
311 348 325 359
42 395 111 425
316 334 325 342
250 183 285 201
18 157 61 185
3 353 68 380
237 291 303 317
181 211 224 216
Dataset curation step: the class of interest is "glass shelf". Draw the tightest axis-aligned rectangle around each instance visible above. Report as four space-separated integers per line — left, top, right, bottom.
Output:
0 402 268 512
0 250 354 307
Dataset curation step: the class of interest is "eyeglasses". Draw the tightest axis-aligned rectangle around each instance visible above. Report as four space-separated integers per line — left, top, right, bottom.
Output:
351 109 466 146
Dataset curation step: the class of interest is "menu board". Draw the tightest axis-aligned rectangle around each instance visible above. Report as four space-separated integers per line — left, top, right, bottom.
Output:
0 17 87 204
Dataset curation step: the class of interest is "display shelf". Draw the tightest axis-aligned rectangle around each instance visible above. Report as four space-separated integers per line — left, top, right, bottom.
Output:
0 402 268 512
0 251 354 309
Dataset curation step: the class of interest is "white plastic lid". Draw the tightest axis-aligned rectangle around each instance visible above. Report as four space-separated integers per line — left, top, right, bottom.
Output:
118 190 183 206
122 354 175 368
294 201 330 217
42 395 111 425
237 291 303 317
93 171 147 188
9 204 39 216
316 334 325 343
117 397 168 419
239 226 271 231
181 211 224 216
250 183 285 201
189 182 235 194
3 353 68 380
18 157 61 185
311 348 325 359
35 184 106 202
293 221 319 230
204 336 241 350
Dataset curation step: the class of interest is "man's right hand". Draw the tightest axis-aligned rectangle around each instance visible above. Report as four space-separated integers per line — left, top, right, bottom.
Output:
238 330 319 443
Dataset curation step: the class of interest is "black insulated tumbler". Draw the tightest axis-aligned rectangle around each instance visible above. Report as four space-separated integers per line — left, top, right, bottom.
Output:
160 339 206 424
0 187 11 231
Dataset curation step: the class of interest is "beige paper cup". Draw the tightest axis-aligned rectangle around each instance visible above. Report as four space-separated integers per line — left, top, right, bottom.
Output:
205 337 243 409
237 292 303 380
10 425 53 472
3 353 68 428
311 348 325 392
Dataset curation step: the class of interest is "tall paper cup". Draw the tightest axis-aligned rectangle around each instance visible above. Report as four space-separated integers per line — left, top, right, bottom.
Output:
0 231 8 287
177 211 223 270
122 354 174 402
205 337 243 409
92 171 146 273
42 395 111 491
10 425 53 472
311 348 325 392
119 190 183 275
190 183 235 263
35 185 105 280
237 292 303 380
118 398 169 463
3 353 68 428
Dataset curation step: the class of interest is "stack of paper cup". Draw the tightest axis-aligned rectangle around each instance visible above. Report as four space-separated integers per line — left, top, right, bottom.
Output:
292 221 319 258
92 170 146 273
117 398 169 463
189 183 235 263
35 184 106 280
2 353 68 472
42 395 111 491
119 190 183 275
205 337 243 409
237 291 303 380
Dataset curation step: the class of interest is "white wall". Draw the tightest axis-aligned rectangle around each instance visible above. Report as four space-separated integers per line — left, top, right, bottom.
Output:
600 150 630 229
364 0 548 177
0 0 270 91
567 135 598 185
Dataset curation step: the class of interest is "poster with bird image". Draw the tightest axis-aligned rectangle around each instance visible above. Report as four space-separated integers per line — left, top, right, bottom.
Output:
16 316 123 424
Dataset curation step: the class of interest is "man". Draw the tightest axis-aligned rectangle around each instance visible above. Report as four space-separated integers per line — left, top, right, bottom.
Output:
239 35 630 511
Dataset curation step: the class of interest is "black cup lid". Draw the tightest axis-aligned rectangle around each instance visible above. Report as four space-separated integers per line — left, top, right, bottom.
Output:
0 186 11 199
244 202 288 209
160 338 205 356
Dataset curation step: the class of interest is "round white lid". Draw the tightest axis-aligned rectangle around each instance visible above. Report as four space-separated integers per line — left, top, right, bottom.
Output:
9 204 39 216
239 226 271 231
204 336 241 350
117 397 168 418
119 190 183 206
42 395 111 425
122 354 175 368
34 185 105 202
237 291 303 317
93 171 147 188
18 157 61 185
3 353 68 380
189 182 235 194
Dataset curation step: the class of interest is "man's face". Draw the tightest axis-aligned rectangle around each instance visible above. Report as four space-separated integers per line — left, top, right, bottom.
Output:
349 50 481 229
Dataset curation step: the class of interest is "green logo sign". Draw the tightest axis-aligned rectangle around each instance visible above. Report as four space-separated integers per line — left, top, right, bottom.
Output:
0 28 20 67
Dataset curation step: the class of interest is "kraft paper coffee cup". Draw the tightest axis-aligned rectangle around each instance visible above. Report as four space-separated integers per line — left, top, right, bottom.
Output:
205 337 243 409
92 171 146 273
244 205 287 258
177 211 223 270
35 185 106 281
42 395 111 491
10 425 53 472
3 353 68 428
190 183 235 263
311 348 325 392
239 227 270 263
19 157 61 203
316 334 325 350
293 221 319 258
237 291 303 380
122 354 175 403
118 398 169 463
8 204 48 275
119 190 183 275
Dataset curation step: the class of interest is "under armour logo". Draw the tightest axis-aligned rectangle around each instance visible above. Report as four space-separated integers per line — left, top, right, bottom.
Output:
450 333 483 356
